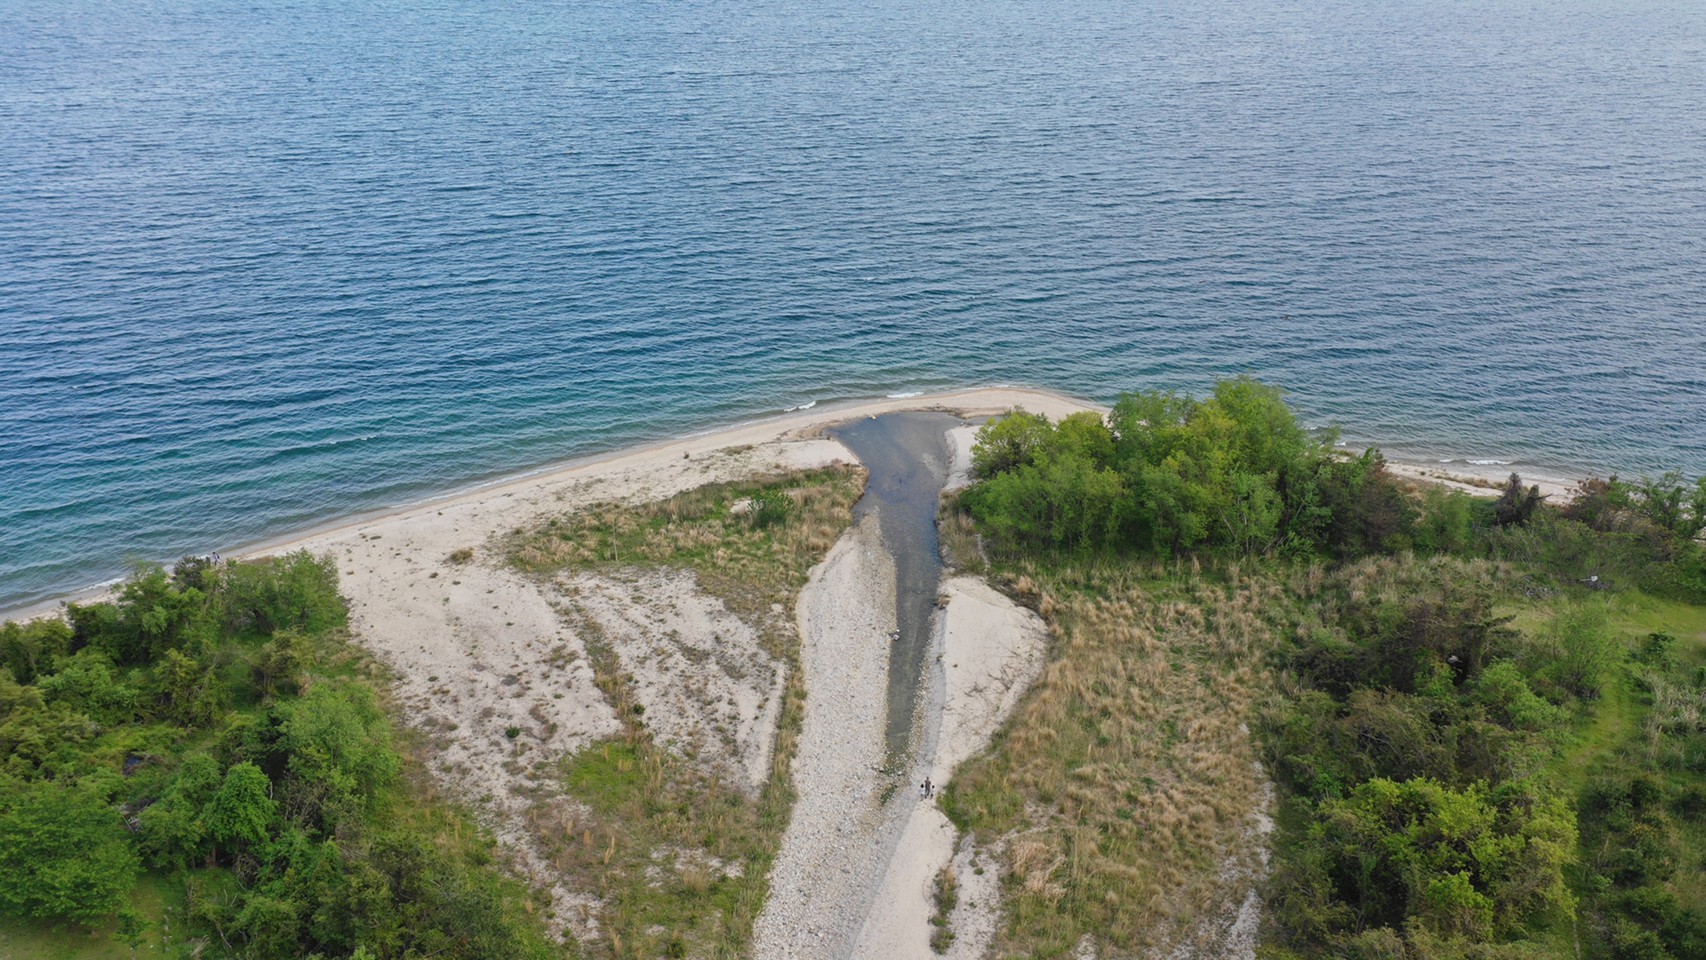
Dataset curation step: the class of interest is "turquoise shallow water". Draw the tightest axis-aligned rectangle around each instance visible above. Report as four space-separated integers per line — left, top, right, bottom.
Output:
3 0 1705 610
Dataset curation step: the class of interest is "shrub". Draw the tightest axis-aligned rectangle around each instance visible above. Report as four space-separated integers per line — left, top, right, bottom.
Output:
0 779 140 924
748 489 795 528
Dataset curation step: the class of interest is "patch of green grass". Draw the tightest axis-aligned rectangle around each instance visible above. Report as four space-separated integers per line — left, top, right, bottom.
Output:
0 875 174 960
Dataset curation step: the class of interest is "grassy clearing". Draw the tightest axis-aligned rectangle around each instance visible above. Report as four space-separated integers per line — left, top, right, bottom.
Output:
943 556 1280 958
1555 590 1706 951
0 876 174 960
508 466 864 960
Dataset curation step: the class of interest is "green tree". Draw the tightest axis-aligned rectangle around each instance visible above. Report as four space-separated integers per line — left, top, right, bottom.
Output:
0 701 98 777
151 646 226 725
1636 470 1690 537
222 550 344 636
140 754 222 869
0 618 70 685
1046 411 1116 465
1539 601 1619 700
254 629 311 699
1471 661 1560 732
1689 476 1706 539
0 779 140 924
279 680 401 823
1317 777 1574 942
970 409 1055 478
0 667 43 722
98 563 209 663
1318 451 1417 557
207 761 277 853
35 649 137 724
1493 473 1546 528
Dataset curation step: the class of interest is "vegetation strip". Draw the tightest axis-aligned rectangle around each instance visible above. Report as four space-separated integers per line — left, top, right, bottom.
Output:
946 377 1706 959
0 552 556 959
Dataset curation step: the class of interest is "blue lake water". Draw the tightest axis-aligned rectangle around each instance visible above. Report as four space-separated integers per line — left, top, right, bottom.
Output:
3 0 1705 610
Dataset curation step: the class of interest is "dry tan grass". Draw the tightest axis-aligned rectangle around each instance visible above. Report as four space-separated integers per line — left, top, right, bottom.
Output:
938 498 987 576
944 560 1288 957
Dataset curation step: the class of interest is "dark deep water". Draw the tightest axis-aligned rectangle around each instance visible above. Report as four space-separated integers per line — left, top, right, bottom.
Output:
828 413 960 761
4 0 1705 609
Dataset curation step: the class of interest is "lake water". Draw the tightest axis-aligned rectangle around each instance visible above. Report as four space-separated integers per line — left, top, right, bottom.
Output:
3 0 1704 610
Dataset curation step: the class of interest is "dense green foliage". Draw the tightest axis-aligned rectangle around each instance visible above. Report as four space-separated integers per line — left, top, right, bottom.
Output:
1260 559 1588 954
964 380 1706 583
954 378 1706 959
964 378 1469 557
0 552 555 959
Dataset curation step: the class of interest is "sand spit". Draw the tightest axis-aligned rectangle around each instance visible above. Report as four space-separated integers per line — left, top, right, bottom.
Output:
200 389 1086 932
260 430 857 934
849 576 1050 960
752 515 901 957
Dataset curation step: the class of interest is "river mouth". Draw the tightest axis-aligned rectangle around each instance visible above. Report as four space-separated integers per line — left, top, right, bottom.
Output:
828 411 963 765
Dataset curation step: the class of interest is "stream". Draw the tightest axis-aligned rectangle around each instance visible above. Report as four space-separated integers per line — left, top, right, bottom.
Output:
828 411 963 764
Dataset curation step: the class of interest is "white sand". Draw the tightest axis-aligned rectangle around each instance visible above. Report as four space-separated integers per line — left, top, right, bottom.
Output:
1383 457 1578 501
752 515 901 958
847 576 1051 960
944 423 981 492
563 569 786 794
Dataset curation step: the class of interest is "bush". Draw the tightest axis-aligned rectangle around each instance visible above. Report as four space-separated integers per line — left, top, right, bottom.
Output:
0 779 140 924
748 489 795 529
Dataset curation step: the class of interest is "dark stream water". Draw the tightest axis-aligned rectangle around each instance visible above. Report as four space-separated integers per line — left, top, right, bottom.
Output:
828 412 962 762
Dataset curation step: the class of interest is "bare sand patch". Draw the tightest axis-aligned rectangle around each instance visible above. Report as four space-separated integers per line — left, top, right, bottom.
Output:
945 423 980 493
751 515 899 959
1384 457 1577 501
931 575 1050 784
561 568 787 794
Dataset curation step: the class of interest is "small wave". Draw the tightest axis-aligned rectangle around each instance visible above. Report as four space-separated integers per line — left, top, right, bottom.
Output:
1438 458 1516 466
785 400 817 412
887 391 923 399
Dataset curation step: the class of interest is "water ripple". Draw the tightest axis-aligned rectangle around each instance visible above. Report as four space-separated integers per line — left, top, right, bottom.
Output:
2 0 1705 608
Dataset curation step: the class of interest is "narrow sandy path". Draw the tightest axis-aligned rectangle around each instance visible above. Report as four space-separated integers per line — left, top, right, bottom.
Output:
751 515 901 958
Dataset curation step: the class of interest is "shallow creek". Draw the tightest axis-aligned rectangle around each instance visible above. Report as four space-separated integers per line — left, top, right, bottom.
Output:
828 411 963 764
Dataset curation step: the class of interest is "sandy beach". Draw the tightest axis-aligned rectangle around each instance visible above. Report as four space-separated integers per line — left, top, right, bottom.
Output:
213 385 1091 938
4 385 1591 952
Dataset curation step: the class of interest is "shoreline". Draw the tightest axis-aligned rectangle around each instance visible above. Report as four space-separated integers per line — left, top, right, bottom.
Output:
0 386 1094 622
1 385 1593 622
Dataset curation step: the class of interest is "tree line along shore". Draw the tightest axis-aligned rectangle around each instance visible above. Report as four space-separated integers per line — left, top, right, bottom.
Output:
3 378 1705 960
